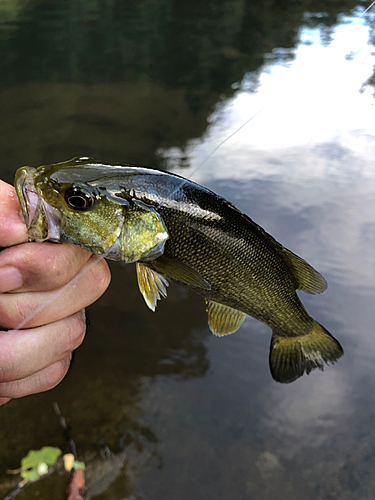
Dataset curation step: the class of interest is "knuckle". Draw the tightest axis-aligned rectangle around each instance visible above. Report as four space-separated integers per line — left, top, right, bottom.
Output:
15 243 90 290
0 331 24 384
0 295 33 329
13 295 35 329
89 258 111 295
23 245 66 288
0 304 12 330
43 357 71 389
55 246 80 281
66 311 87 350
0 350 14 383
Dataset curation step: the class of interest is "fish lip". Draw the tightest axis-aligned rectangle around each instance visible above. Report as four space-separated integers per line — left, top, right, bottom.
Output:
15 167 36 228
15 167 62 242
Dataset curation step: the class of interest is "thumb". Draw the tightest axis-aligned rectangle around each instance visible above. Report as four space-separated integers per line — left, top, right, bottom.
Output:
0 180 28 247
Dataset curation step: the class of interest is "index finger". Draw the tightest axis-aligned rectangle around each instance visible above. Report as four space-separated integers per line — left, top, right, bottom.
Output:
0 241 93 293
0 180 28 247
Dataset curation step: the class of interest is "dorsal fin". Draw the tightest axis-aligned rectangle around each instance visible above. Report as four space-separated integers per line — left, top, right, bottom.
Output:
205 300 246 336
281 248 327 294
136 262 169 311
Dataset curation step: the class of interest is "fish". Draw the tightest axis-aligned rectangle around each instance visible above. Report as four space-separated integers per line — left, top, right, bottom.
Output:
15 156 343 383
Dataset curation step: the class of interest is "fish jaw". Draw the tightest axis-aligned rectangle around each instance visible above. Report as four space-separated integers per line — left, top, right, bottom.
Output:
14 166 62 242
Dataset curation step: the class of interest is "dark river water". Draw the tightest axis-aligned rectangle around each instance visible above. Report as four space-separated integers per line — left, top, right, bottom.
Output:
0 1 375 499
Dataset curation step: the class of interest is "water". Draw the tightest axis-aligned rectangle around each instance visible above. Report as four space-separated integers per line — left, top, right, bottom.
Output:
0 1 374 499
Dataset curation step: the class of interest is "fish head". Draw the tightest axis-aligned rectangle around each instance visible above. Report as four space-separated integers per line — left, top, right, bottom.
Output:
15 157 169 262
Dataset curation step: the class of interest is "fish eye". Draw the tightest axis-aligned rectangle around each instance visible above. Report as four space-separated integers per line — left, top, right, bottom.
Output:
65 188 94 210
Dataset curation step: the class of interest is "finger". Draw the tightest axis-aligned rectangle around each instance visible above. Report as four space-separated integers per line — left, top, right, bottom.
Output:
0 181 28 247
0 255 110 329
0 311 86 383
0 241 93 292
0 355 72 399
0 266 23 293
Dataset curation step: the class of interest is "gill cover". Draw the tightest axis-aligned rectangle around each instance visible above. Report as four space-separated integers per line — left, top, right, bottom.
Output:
15 161 169 263
111 202 169 263
59 196 169 262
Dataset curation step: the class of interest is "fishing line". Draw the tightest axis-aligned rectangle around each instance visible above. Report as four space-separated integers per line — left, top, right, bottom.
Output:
10 107 267 332
13 252 107 331
362 0 375 16
186 104 268 181
10 4 375 333
146 102 271 214
11 91 271 334
165 2 374 192
344 1 375 60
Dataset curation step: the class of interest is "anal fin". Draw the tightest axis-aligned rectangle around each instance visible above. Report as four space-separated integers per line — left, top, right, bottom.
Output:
205 300 246 336
136 262 169 311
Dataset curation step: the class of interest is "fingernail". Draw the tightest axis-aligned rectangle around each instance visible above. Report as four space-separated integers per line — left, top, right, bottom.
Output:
0 266 23 292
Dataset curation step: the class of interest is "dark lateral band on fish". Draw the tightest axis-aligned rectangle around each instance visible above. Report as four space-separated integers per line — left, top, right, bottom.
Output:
14 156 344 384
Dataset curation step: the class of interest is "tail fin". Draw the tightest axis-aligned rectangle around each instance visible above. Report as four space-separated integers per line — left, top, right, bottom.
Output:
269 320 344 383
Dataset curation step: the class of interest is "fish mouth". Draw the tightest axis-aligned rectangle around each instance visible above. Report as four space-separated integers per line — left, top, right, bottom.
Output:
15 167 61 242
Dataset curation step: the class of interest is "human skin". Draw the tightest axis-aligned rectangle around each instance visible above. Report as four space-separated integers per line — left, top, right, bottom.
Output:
0 180 111 405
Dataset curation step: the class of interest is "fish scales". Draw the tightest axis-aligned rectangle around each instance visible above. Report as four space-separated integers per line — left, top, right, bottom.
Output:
150 193 311 335
14 157 344 383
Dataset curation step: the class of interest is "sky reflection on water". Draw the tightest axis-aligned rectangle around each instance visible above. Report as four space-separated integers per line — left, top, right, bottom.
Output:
165 18 375 180
143 13 375 500
0 3 375 499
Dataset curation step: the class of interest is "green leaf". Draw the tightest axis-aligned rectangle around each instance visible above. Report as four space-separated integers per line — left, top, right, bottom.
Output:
73 461 85 471
20 447 62 481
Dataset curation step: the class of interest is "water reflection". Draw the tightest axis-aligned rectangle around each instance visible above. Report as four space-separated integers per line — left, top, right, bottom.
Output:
0 0 375 499
0 264 211 496
0 1 373 180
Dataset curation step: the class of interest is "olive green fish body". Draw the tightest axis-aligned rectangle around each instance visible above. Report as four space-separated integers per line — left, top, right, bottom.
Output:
15 157 343 383
149 195 311 334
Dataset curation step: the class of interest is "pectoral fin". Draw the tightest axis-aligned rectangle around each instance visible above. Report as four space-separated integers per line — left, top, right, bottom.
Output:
136 262 169 311
205 300 246 336
153 255 211 291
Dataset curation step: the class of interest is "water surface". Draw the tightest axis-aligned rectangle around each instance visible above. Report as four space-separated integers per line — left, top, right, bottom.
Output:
0 1 374 499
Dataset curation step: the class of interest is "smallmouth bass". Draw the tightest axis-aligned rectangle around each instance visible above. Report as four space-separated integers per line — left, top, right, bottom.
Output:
15 157 343 383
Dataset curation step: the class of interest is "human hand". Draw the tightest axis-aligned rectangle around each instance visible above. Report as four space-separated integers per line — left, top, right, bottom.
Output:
0 180 111 405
